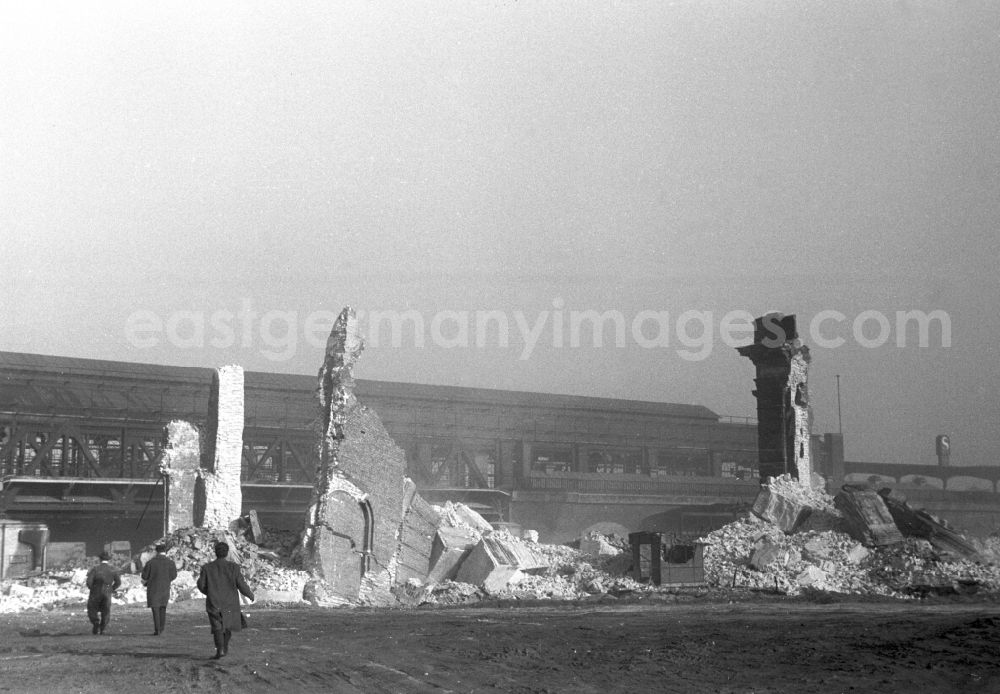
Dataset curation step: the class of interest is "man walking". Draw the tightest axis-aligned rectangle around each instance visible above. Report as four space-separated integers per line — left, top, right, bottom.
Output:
140 544 178 635
86 551 121 635
197 541 254 659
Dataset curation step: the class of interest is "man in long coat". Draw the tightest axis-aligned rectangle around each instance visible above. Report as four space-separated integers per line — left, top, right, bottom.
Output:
197 541 255 659
86 551 121 635
140 544 178 635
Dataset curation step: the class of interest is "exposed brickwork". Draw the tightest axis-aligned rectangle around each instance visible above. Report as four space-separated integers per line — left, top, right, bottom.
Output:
161 420 200 533
300 307 438 604
395 479 440 584
737 313 813 483
200 365 245 529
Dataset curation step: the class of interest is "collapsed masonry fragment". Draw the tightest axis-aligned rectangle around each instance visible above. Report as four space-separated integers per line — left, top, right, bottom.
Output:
299 307 439 604
878 488 978 559
737 313 812 483
834 485 904 547
160 365 245 534
455 534 549 594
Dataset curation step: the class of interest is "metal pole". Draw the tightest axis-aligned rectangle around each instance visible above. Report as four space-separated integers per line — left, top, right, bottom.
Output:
836 375 843 434
136 474 163 530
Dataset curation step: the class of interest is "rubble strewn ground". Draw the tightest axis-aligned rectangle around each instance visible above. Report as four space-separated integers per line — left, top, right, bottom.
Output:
702 475 1000 598
4 482 1000 613
0 525 311 613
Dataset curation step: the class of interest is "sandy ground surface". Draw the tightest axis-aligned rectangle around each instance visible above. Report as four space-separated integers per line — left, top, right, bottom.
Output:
1 595 999 694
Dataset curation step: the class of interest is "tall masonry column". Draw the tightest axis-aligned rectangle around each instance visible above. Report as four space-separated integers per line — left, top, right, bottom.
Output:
199 364 245 529
160 420 201 534
736 313 812 483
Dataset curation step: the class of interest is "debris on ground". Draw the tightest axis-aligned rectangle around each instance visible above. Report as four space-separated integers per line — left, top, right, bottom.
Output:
3 487 1000 612
0 524 310 613
699 475 1000 597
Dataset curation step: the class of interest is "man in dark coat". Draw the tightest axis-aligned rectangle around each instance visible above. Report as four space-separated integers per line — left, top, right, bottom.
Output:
86 551 121 635
197 541 255 659
140 544 178 635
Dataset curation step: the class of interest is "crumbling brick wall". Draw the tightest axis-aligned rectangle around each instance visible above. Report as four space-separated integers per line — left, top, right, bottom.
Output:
161 420 200 533
199 365 244 529
300 307 437 604
737 313 813 483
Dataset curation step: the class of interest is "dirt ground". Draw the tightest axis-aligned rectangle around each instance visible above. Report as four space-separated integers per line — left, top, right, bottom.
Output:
2 594 999 694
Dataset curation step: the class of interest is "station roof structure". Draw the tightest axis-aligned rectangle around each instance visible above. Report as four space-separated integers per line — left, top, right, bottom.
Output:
0 351 721 430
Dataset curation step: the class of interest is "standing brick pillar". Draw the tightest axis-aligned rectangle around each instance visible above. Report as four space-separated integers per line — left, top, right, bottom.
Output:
199 364 245 530
160 420 200 534
737 313 812 483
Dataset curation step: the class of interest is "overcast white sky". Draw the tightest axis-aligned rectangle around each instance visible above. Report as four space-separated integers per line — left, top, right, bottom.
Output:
2 1 999 468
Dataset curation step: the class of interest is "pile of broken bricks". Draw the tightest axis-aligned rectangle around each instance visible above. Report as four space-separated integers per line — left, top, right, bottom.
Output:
699 474 1000 597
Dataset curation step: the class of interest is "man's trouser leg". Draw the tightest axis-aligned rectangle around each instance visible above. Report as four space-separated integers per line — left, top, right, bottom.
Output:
99 597 110 633
87 599 100 633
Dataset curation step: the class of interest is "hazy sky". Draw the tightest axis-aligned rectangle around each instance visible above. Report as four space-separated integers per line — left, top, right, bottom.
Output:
2 1 999 467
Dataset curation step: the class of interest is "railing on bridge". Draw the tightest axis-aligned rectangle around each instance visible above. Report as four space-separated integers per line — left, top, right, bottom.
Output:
717 415 758 426
844 461 1000 493
522 473 759 498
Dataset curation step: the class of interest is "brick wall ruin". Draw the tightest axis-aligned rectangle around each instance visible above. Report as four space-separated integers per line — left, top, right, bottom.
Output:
160 420 200 533
300 307 438 604
159 365 245 533
198 365 245 529
737 313 813 483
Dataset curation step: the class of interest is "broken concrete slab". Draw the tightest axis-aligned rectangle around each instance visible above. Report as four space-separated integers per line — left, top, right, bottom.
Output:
751 486 813 533
427 526 479 584
833 485 904 547
453 504 493 535
878 488 978 559
455 541 521 594
455 535 548 593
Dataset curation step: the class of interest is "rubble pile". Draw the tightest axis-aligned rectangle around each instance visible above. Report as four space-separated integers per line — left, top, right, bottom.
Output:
6 486 1000 611
700 515 890 595
411 519 651 605
0 574 89 612
699 475 1000 597
0 524 310 613
137 526 310 593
